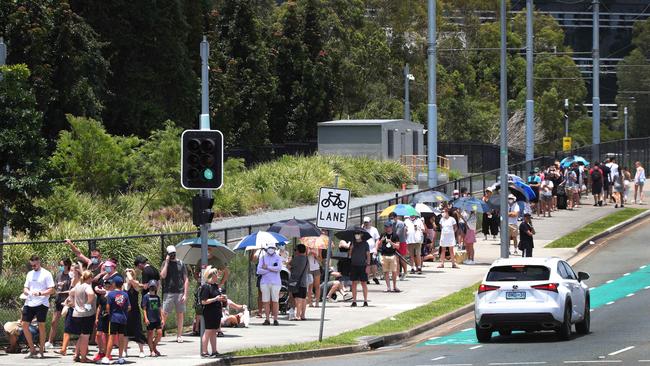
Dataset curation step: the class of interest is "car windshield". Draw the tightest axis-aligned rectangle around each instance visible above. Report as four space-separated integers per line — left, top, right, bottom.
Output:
486 265 550 282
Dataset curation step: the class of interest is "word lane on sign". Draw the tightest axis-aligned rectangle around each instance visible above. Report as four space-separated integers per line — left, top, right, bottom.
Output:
316 187 351 230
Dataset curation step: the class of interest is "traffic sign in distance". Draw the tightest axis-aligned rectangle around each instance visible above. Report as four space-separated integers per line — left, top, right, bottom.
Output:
181 129 224 190
316 187 351 230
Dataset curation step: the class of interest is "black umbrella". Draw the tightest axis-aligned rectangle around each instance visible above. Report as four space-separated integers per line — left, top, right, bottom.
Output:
268 218 322 239
490 182 529 202
334 226 372 243
486 194 502 211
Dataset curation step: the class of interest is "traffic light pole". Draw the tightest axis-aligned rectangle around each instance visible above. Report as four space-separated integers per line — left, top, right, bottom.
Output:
199 35 210 356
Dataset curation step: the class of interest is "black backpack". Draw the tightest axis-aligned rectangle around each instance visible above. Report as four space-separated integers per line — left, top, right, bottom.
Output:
591 169 602 181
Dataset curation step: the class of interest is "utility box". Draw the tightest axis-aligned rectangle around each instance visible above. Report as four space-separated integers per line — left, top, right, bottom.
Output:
446 155 468 175
317 119 424 161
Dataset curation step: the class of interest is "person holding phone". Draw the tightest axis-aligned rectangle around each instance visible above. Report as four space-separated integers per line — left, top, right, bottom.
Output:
160 245 188 343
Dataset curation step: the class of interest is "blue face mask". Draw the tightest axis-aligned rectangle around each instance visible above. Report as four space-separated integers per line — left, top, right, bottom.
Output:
59 266 65 272
105 266 113 274
90 257 99 265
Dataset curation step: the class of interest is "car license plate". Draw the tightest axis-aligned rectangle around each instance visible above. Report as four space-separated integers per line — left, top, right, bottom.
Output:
506 291 526 300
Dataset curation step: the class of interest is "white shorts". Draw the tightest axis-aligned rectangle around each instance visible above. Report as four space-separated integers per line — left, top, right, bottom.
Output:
260 283 281 302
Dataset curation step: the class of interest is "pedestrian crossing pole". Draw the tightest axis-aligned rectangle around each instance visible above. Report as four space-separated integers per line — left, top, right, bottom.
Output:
427 0 438 188
499 0 510 259
592 0 601 161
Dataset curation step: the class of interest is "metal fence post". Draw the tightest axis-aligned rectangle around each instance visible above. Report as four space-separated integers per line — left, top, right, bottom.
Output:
160 235 166 264
88 240 96 257
374 203 378 224
247 225 253 310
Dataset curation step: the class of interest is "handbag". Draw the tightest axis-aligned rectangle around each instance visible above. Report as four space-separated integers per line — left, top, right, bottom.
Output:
288 259 308 294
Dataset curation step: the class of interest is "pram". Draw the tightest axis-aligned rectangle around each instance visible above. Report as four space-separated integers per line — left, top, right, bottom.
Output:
278 265 290 314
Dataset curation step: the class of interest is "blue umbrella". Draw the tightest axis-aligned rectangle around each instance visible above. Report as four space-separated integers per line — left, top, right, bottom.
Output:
452 197 489 213
233 231 288 251
175 237 235 266
560 155 589 168
513 181 536 201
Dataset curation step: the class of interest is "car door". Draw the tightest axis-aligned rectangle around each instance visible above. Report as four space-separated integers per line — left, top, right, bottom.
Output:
560 261 584 320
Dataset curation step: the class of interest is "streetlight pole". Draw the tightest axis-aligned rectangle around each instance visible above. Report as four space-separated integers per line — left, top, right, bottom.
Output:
499 0 509 259
564 99 569 136
525 0 535 165
404 63 410 122
624 106 628 167
592 0 600 161
427 0 438 188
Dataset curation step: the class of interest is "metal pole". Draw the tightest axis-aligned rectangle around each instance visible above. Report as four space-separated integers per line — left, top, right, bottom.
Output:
499 0 509 259
319 175 339 342
592 0 600 161
525 0 534 164
565 99 569 136
624 107 628 167
199 35 211 355
404 63 410 122
0 38 6 274
427 0 438 188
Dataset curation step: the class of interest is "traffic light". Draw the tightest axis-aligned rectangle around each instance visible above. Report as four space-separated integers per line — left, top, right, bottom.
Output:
181 129 224 189
192 194 215 226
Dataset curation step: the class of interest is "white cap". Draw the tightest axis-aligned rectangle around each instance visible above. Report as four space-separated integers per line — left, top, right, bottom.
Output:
453 189 460 194
166 245 177 254
363 216 371 223
508 194 516 200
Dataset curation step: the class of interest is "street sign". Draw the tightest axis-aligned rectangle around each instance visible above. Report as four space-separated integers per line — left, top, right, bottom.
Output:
316 187 350 230
563 136 572 152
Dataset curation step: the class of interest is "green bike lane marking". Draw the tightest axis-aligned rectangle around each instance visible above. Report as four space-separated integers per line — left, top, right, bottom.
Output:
418 264 650 346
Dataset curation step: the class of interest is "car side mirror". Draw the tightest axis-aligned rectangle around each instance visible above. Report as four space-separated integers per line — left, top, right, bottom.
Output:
577 271 590 282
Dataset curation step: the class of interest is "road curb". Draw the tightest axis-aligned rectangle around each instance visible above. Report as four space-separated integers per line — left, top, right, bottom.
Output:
573 209 650 254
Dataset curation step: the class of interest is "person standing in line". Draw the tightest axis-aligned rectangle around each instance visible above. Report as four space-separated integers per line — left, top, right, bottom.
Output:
462 210 477 265
289 244 310 320
613 168 625 208
199 268 225 358
378 222 401 293
256 244 283 325
124 269 147 358
437 209 459 269
527 169 541 216
102 276 130 365
589 162 604 206
306 244 322 308
362 217 381 285
45 257 73 350
68 270 96 363
482 189 498 240
564 164 579 210
634 161 646 204
348 231 370 307
141 280 164 357
518 213 535 257
507 194 520 255
539 175 554 217
160 245 189 343
547 166 562 211
388 212 408 280
405 215 424 274
622 167 633 204
601 161 612 205
21 255 55 359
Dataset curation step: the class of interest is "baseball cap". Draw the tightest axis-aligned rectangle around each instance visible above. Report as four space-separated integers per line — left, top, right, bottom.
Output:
166 245 177 254
147 279 158 288
508 194 516 200
107 275 124 286
453 189 460 194
384 220 393 227
363 216 371 223
524 213 532 217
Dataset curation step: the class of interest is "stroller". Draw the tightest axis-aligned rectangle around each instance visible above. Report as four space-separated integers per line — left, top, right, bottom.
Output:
278 265 291 314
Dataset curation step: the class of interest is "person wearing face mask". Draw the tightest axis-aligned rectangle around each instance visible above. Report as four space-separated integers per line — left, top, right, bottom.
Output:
451 189 460 202
518 213 536 257
378 222 401 292
66 239 103 278
438 210 459 268
507 194 520 255
45 258 73 350
348 231 370 307
257 244 283 325
160 245 189 343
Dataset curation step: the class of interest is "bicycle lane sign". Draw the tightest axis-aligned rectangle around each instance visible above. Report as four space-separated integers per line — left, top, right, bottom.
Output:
316 187 351 230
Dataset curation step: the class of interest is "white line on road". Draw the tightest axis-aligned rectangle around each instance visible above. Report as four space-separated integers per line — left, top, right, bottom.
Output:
461 328 473 332
469 345 483 350
624 273 631 276
608 346 635 356
606 280 614 284
606 301 615 305
640 265 647 269
432 356 446 361
645 286 650 290
626 293 635 297
488 362 547 365
639 360 650 363
564 361 622 364
428 337 441 340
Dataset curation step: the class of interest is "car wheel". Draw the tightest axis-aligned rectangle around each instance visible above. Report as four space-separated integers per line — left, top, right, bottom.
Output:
498 330 512 336
556 301 572 341
475 324 492 343
575 297 590 335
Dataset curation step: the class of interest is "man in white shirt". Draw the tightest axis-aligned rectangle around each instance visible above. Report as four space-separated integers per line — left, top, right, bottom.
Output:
405 215 425 274
362 217 381 285
507 194 521 255
22 255 55 358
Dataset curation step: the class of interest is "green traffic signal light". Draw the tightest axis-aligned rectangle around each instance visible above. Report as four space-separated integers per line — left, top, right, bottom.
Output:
203 168 214 180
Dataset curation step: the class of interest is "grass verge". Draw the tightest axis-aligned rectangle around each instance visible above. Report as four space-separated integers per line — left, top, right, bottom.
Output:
233 283 478 357
545 208 646 248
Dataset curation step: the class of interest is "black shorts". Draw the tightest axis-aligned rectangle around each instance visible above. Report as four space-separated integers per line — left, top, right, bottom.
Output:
349 265 368 282
22 305 48 323
55 302 65 313
203 313 222 330
146 322 162 331
64 310 80 335
108 322 127 335
293 286 307 299
97 315 109 333
73 315 95 335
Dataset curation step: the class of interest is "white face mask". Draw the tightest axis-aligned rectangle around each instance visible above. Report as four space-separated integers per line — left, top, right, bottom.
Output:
509 199 515 204
266 248 276 255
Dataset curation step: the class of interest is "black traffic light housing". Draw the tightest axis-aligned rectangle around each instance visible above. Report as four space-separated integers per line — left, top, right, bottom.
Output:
181 129 223 189
192 194 215 226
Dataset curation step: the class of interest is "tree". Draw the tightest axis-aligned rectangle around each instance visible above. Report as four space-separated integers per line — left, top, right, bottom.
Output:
0 65 49 235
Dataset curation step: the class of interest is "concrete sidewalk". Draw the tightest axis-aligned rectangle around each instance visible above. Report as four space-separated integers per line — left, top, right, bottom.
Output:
2 195 647 366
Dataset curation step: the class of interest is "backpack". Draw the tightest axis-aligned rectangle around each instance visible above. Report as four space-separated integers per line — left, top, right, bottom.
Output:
591 168 602 181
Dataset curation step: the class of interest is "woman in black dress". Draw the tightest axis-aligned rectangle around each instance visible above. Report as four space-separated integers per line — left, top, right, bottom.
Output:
200 267 225 358
125 269 147 358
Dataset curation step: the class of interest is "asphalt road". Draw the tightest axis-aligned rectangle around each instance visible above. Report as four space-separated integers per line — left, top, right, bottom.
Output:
271 216 650 366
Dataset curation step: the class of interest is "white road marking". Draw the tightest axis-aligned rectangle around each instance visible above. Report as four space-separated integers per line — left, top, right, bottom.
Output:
469 345 483 350
638 360 650 363
606 301 615 305
626 293 635 297
608 346 635 356
564 361 622 364
606 280 614 284
432 356 446 361
428 336 441 340
461 328 473 332
624 273 631 276
590 309 595 312
488 363 547 365
644 286 650 290
640 265 647 269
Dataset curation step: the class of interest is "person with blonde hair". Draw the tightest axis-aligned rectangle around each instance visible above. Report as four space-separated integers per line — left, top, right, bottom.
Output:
199 266 225 358
67 270 96 363
634 161 646 204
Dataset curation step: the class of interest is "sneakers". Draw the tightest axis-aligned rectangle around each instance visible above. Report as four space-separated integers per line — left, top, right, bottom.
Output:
362 301 368 307
24 352 38 359
176 336 184 343
351 302 357 307
373 278 380 285
139 351 146 358
273 320 279 326
44 341 53 350
93 353 105 362
101 356 113 364
262 319 270 325
117 358 126 365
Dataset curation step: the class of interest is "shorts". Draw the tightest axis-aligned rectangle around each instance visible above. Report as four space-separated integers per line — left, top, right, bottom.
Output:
64 309 80 335
408 243 422 258
349 265 368 282
204 312 222 330
147 321 162 331
97 315 109 333
541 193 553 202
398 242 408 255
73 315 95 335
22 304 48 323
260 283 281 302
309 269 320 278
292 286 307 299
163 293 186 314
381 255 398 273
55 302 65 313
508 224 519 236
108 322 126 335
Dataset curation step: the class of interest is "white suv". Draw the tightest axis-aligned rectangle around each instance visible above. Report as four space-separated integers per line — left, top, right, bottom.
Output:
474 257 590 342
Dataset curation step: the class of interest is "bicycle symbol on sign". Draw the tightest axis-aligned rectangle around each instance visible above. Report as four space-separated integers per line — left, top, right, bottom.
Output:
321 191 347 209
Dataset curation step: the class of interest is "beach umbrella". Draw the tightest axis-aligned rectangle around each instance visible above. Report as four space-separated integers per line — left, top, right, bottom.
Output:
452 197 489 213
489 182 530 202
411 191 450 204
268 218 321 239
560 155 589 168
233 231 288 251
175 237 235 267
334 226 372 243
380 204 420 217
513 181 536 201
